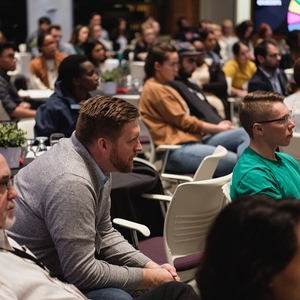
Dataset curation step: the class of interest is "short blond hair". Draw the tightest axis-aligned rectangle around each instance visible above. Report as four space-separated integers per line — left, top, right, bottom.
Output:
239 91 284 138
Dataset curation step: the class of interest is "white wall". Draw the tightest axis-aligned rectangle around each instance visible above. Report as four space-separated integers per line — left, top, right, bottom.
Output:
200 0 251 25
26 0 73 42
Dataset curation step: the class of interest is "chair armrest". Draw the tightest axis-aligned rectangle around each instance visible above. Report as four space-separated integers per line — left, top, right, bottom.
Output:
113 218 150 237
141 193 172 202
156 145 181 152
160 173 193 182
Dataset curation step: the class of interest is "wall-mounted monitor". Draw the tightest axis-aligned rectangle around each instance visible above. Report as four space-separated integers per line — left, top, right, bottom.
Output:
253 0 300 34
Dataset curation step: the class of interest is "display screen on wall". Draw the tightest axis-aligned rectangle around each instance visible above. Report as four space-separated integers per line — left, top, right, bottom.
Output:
253 0 300 34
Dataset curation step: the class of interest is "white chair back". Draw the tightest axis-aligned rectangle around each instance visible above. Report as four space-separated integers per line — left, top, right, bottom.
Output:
17 118 35 139
129 61 145 84
222 181 232 206
164 173 232 282
0 101 10 121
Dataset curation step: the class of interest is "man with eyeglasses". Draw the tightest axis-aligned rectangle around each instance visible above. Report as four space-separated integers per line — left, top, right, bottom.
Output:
48 24 76 56
248 39 288 95
230 91 300 200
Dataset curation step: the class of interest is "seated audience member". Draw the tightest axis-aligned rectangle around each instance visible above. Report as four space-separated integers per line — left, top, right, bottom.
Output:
88 24 112 52
139 42 249 177
255 22 273 46
197 194 300 300
0 155 199 300
222 41 257 97
134 22 156 61
235 20 255 61
248 39 288 95
29 33 66 90
190 40 230 119
218 19 238 63
83 39 107 75
200 29 221 65
34 55 98 140
174 17 192 41
26 16 51 58
69 25 89 55
88 12 109 41
230 91 300 200
9 96 183 300
48 24 76 56
285 57 300 132
110 18 131 53
0 42 35 119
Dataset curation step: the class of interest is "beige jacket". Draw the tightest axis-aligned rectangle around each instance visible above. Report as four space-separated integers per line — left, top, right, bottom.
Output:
139 78 204 146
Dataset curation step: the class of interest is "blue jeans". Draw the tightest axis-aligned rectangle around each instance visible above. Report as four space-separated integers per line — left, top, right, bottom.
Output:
81 287 132 300
167 128 249 176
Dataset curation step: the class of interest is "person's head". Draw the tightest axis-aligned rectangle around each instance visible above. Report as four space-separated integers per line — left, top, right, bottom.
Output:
177 17 189 30
57 54 98 93
222 19 234 37
144 42 178 83
239 91 294 145
140 22 155 45
254 39 281 72
118 18 127 31
48 24 63 45
151 20 160 36
84 39 106 66
287 58 300 95
37 33 57 57
0 42 16 72
257 22 273 39
233 41 250 66
235 20 254 41
176 42 200 78
200 30 217 52
197 195 300 300
0 154 17 230
89 13 101 26
70 25 89 46
38 16 51 33
192 39 206 66
89 24 102 40
75 96 142 173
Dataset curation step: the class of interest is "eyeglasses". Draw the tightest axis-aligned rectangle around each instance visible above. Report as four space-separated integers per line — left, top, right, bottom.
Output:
267 53 282 58
187 58 197 64
252 110 292 128
0 178 13 193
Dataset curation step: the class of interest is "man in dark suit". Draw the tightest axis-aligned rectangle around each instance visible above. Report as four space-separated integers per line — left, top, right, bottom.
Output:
248 39 288 95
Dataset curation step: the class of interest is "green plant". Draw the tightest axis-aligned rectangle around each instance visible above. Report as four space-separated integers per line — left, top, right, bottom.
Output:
0 123 26 148
100 69 120 83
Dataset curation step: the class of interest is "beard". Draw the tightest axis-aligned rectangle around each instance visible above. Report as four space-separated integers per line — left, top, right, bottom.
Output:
2 215 16 229
109 149 135 173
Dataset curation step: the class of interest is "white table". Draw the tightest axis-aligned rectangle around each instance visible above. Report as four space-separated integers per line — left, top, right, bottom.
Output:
18 89 53 102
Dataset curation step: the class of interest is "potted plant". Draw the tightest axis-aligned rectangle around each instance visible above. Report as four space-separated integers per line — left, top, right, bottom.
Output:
0 122 26 168
100 69 120 95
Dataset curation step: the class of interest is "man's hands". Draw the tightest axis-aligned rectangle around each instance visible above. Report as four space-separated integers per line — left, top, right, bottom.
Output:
137 261 180 290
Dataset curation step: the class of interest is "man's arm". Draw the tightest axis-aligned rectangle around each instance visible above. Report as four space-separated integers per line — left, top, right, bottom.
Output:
10 106 36 118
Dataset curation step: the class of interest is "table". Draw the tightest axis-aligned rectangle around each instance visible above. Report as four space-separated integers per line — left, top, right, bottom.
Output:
18 89 53 102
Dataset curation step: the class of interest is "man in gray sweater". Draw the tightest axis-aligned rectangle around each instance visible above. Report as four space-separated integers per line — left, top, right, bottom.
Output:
8 96 179 300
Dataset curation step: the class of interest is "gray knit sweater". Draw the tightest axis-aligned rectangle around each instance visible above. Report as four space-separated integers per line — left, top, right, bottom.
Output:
8 133 150 292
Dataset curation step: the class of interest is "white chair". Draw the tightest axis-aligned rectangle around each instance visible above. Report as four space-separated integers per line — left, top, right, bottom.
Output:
222 181 232 206
129 61 145 84
17 118 35 139
160 145 228 183
0 101 10 121
279 132 300 163
114 173 232 282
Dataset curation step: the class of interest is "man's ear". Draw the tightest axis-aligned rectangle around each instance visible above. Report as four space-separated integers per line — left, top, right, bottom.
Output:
252 123 264 136
257 54 264 65
72 77 80 87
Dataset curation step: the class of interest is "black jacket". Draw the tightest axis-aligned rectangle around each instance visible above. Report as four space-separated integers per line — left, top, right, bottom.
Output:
248 68 288 95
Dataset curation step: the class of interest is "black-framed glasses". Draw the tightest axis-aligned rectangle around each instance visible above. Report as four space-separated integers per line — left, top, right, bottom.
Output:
252 110 292 128
0 178 13 193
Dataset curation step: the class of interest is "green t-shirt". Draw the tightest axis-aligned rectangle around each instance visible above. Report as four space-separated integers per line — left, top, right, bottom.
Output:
231 147 300 200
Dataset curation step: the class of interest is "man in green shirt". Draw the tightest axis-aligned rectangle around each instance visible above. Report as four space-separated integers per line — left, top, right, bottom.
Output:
231 91 300 200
